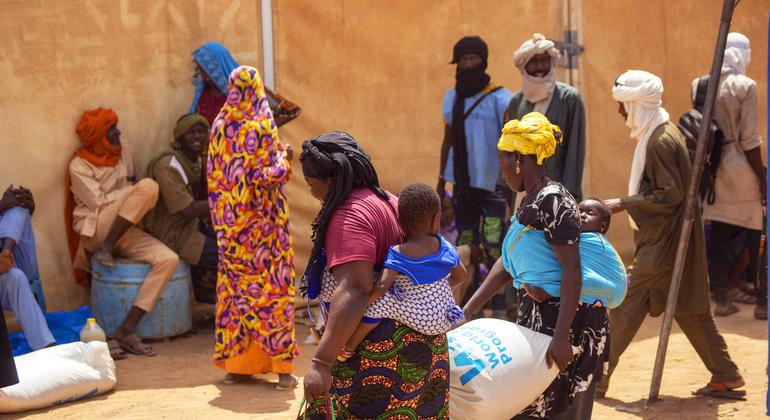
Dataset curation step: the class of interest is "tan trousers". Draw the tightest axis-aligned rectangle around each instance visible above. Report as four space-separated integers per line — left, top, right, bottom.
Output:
604 288 739 386
84 179 179 312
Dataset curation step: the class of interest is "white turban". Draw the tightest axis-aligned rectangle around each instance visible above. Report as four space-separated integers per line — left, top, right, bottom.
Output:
723 32 751 75
513 33 561 69
612 70 671 229
513 34 561 104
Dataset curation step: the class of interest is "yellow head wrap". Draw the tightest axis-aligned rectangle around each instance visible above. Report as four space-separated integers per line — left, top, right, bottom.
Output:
497 112 562 165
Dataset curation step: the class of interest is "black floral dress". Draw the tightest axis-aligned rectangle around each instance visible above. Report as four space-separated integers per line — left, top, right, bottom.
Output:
513 181 609 419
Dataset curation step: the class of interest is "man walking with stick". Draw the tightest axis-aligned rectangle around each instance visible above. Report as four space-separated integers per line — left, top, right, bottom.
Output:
600 70 744 399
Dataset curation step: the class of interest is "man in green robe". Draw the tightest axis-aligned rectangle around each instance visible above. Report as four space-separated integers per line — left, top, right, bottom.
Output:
601 70 743 399
504 33 585 201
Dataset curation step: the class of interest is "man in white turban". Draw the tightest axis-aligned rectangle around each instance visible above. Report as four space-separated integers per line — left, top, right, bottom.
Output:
505 33 586 201
601 70 744 400
691 32 766 319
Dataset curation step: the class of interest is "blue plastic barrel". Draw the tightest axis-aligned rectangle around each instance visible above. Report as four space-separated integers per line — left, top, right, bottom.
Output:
90 259 192 339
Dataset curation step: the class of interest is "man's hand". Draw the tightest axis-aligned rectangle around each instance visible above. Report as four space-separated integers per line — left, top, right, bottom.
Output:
603 198 626 214
13 186 35 215
303 361 333 403
470 244 487 265
0 250 14 274
436 178 446 200
0 185 21 213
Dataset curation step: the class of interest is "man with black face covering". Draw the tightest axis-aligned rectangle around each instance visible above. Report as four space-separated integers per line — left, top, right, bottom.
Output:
437 36 513 313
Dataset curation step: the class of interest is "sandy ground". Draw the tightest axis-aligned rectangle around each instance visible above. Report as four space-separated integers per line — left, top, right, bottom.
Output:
6 303 768 420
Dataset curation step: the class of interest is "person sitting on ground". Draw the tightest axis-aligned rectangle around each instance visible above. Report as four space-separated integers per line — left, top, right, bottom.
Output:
144 114 217 305
0 186 55 351
337 183 467 361
522 198 625 306
66 108 179 357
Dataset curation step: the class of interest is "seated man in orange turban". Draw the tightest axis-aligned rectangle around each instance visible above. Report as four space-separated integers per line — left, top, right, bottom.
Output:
66 108 179 357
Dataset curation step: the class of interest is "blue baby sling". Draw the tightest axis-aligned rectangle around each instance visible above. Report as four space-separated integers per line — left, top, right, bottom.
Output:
502 219 628 308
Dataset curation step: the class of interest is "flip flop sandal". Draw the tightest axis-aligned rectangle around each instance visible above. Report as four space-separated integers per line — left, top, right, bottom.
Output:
107 338 128 360
728 289 758 305
310 327 323 341
119 334 156 357
693 382 747 400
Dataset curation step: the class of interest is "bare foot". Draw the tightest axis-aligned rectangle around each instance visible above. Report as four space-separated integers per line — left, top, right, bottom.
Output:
93 245 115 268
722 376 745 389
277 373 298 390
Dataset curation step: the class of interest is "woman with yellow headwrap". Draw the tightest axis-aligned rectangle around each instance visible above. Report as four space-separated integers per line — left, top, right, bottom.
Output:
462 112 611 419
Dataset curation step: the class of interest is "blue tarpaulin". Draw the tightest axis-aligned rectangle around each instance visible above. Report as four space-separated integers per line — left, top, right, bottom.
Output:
9 305 92 356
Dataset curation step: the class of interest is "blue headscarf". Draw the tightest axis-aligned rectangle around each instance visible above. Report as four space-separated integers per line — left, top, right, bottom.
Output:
188 42 239 113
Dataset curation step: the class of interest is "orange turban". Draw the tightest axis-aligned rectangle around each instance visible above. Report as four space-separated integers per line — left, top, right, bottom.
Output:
74 108 121 167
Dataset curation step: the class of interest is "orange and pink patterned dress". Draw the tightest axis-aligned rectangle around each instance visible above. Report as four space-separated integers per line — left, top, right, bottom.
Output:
207 65 298 374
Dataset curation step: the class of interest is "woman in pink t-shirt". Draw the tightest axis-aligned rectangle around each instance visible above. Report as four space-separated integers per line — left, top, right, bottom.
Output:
299 132 450 418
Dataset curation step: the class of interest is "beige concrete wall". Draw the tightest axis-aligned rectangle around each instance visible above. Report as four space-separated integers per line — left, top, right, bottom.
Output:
2 0 768 311
0 0 263 310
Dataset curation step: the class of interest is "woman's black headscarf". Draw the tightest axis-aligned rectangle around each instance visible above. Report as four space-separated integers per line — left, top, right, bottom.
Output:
299 131 388 297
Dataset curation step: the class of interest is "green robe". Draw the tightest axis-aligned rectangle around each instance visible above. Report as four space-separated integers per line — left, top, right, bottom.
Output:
621 122 710 316
504 82 586 200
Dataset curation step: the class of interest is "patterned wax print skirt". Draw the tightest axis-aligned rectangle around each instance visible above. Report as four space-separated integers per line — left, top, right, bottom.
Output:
304 319 450 419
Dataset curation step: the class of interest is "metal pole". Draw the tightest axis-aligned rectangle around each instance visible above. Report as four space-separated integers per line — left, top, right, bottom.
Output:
260 0 275 89
647 0 738 403
759 10 770 416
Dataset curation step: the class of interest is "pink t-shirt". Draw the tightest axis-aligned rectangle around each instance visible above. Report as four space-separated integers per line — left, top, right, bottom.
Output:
325 188 404 269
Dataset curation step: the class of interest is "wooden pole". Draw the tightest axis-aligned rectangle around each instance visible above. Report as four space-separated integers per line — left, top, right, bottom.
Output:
647 0 739 403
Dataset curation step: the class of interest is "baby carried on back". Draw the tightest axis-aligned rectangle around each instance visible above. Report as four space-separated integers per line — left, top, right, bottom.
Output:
507 199 628 309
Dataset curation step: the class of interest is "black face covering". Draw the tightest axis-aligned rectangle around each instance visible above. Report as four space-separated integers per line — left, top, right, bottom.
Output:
455 65 490 98
451 64 491 196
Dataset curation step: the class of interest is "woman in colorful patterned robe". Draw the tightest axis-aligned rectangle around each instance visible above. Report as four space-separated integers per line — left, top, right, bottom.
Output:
207 65 298 389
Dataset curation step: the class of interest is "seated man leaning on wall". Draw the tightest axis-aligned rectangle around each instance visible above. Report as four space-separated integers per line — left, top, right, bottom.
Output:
144 114 217 304
67 108 179 357
0 185 55 351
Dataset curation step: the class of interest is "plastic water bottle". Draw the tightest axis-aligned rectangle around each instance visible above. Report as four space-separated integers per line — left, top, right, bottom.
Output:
80 317 106 343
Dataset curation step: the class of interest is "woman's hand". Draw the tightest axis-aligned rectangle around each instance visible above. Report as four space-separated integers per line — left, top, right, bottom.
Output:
546 335 573 371
303 361 333 403
603 198 626 214
450 314 471 331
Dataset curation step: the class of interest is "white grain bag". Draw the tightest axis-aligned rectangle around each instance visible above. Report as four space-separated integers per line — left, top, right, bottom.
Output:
448 318 558 420
0 341 116 413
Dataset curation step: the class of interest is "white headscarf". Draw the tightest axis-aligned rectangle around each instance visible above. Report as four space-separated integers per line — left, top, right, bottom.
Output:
513 33 561 104
723 32 751 75
612 70 670 229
